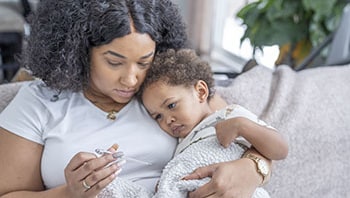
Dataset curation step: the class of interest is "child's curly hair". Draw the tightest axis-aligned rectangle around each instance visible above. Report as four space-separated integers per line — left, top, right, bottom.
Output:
20 0 189 91
140 49 215 100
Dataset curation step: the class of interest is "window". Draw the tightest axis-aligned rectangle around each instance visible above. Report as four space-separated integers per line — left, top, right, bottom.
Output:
176 0 279 72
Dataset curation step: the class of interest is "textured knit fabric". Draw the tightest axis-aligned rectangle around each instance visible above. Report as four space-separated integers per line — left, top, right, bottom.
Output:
98 104 271 198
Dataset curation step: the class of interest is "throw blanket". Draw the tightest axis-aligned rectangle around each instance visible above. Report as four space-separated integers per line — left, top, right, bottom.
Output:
216 65 350 197
98 104 270 198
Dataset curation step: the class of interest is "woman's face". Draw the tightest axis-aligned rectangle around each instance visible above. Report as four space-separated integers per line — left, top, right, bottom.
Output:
89 32 156 104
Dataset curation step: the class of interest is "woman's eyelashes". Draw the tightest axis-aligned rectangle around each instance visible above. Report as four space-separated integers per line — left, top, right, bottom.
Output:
106 59 150 68
107 59 122 67
137 62 151 68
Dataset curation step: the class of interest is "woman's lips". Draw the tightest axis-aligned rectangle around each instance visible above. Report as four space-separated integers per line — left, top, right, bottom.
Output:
115 89 136 98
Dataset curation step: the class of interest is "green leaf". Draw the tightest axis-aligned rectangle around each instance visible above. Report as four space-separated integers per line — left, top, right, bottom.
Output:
266 0 300 21
302 0 337 16
236 0 347 50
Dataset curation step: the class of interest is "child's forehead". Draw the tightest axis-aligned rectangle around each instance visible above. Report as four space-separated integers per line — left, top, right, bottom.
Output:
144 80 169 91
143 81 187 99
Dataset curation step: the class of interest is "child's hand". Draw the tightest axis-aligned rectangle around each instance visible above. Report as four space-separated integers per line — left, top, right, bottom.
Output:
215 118 243 148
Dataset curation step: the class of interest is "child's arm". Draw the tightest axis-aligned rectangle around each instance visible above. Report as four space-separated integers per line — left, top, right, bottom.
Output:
216 116 288 160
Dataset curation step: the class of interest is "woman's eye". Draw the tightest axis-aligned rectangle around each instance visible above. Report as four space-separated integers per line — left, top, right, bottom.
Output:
168 103 176 109
107 60 122 66
138 62 151 67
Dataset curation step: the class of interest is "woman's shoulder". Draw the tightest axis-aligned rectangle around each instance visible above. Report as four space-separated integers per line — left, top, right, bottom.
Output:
19 80 74 102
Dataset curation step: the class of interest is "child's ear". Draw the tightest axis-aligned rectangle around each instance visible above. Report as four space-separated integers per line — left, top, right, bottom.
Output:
194 80 209 103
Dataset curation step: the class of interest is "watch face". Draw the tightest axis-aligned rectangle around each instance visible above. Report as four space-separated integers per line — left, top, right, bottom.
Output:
258 160 269 176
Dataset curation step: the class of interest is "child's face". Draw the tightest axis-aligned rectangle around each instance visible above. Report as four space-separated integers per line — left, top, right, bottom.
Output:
142 81 212 138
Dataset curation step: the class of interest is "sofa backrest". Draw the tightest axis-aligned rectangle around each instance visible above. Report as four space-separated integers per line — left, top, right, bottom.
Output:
0 81 25 113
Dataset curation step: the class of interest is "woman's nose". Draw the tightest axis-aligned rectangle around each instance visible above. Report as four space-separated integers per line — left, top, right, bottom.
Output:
121 66 138 88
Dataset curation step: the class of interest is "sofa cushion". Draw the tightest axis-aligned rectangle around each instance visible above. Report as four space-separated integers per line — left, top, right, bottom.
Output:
0 81 26 112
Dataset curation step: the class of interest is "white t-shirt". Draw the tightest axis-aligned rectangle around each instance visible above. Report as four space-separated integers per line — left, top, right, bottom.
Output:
0 80 177 192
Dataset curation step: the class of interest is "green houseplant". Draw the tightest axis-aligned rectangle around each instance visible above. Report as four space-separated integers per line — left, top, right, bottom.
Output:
236 0 348 68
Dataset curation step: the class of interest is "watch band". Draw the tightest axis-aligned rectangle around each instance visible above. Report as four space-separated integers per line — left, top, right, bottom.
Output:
243 152 270 186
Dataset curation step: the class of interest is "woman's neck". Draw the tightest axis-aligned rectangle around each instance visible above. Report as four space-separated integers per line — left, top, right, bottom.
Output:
84 87 115 105
83 87 126 116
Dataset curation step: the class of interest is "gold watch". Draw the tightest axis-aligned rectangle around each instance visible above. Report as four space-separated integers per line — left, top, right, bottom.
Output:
243 153 270 185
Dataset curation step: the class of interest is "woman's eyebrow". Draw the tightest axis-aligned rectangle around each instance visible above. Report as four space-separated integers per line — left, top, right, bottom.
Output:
140 51 155 59
104 51 125 59
103 51 154 59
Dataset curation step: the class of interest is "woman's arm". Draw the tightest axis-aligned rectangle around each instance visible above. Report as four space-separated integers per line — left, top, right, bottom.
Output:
0 128 47 197
0 128 119 198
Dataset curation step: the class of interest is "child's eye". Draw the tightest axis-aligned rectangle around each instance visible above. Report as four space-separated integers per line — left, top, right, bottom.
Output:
168 103 176 109
154 114 162 120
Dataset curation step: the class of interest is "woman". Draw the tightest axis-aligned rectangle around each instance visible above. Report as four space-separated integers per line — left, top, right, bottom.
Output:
0 0 271 197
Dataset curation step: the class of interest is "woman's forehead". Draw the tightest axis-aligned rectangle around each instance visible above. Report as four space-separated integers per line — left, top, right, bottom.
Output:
94 32 156 58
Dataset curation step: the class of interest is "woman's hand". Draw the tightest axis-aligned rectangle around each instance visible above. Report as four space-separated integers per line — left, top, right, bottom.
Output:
183 158 263 198
63 149 121 198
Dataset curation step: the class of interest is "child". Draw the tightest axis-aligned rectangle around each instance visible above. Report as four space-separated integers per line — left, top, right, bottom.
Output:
141 49 288 197
98 49 288 197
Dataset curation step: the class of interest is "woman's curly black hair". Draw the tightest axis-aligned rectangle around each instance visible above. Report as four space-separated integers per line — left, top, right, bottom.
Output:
139 49 215 100
21 0 189 91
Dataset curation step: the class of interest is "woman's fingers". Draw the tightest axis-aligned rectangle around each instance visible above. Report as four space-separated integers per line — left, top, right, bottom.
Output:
185 165 218 198
188 160 258 198
64 151 122 197
182 163 217 180
66 152 97 172
80 168 120 198
81 162 121 191
71 152 115 178
188 183 216 198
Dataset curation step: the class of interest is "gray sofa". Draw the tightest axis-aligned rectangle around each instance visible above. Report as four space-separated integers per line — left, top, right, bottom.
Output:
0 80 24 112
216 65 350 197
1 64 349 197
